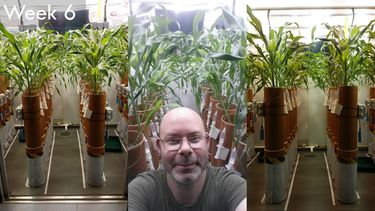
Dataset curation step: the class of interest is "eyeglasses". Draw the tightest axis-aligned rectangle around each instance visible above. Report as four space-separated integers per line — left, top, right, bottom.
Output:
160 135 205 151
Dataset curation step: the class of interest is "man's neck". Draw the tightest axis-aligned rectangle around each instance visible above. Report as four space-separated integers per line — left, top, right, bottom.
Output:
166 170 207 206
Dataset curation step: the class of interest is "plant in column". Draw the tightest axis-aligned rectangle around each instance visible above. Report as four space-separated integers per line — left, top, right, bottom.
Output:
108 24 129 83
361 22 375 132
247 7 308 89
0 23 58 159
0 37 10 89
247 6 310 161
201 8 247 146
71 26 121 94
0 23 58 96
360 23 375 87
318 22 374 87
128 13 176 141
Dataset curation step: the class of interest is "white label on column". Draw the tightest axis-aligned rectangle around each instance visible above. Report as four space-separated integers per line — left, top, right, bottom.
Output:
215 146 230 160
84 97 89 107
83 108 92 119
333 97 339 114
219 128 226 144
283 94 288 114
324 91 328 106
335 103 343 115
150 122 158 137
209 126 220 139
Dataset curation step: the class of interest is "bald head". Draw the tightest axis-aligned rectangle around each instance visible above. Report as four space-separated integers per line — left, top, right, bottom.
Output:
159 107 205 138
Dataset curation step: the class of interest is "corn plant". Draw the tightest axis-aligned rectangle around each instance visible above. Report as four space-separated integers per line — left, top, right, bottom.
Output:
108 24 128 82
361 23 375 87
70 25 122 94
128 6 176 141
317 22 373 87
247 6 308 89
0 23 58 96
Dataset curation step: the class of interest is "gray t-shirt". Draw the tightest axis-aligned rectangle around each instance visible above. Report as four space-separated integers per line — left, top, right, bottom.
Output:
128 165 246 211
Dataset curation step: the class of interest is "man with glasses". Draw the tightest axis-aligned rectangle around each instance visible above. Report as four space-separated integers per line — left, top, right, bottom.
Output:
128 107 246 211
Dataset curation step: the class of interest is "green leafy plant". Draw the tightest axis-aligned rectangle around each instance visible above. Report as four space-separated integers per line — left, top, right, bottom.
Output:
314 22 373 87
108 24 129 82
0 23 58 95
247 6 308 90
128 6 178 142
361 23 375 87
70 25 122 94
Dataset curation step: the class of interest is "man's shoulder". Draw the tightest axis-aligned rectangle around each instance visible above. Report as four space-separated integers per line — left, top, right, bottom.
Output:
129 169 165 188
207 165 245 181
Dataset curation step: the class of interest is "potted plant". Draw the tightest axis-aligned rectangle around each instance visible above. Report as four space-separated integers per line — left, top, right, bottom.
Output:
128 10 175 177
361 27 375 133
0 23 58 187
107 25 129 117
69 25 122 186
317 22 372 163
247 6 310 203
247 6 308 163
308 21 374 203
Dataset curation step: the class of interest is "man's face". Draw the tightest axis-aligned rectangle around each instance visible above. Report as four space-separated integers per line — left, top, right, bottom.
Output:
158 109 209 185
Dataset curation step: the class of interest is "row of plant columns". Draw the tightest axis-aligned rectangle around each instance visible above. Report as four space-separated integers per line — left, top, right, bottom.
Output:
200 87 247 175
20 81 55 187
257 87 299 203
325 86 360 203
78 80 108 187
0 76 17 159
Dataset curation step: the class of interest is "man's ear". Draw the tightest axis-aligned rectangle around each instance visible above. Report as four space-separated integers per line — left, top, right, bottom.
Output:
156 138 162 153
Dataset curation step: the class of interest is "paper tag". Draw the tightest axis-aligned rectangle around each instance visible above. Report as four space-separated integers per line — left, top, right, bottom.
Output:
201 92 208 112
219 128 226 144
324 90 328 106
209 126 220 139
84 97 89 107
83 108 92 119
43 100 48 109
283 94 288 114
77 84 80 94
330 101 336 114
200 102 205 113
150 122 158 137
335 103 343 115
287 100 292 111
40 108 44 116
215 146 230 160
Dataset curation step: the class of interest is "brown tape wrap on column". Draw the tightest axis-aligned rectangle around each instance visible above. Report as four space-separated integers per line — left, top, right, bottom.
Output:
211 103 237 166
87 92 106 157
128 130 147 180
208 96 220 129
214 112 236 167
207 97 220 163
22 93 43 158
264 87 285 159
336 86 357 161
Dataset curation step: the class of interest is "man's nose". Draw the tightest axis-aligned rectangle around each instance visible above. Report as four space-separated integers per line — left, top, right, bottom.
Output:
178 139 193 155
